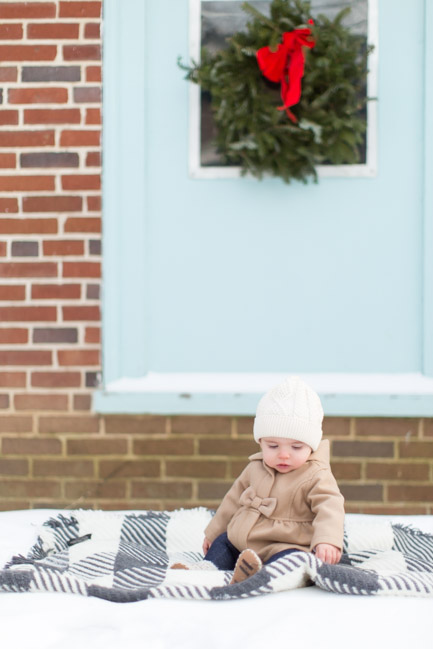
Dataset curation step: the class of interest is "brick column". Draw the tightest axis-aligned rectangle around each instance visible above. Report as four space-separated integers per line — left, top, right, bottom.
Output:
0 1 102 508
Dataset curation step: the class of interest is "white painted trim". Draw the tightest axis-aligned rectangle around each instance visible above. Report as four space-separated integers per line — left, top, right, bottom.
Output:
365 0 379 175
102 0 149 383
188 0 378 180
423 0 433 376
105 372 433 395
94 371 433 415
188 0 202 178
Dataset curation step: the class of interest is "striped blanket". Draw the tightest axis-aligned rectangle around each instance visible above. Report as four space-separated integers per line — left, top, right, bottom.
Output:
1 508 433 601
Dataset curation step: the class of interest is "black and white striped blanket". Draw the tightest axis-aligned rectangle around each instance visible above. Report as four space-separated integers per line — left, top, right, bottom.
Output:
1 508 433 601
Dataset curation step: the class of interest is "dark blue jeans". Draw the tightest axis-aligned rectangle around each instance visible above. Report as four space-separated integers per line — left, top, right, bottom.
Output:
204 532 298 570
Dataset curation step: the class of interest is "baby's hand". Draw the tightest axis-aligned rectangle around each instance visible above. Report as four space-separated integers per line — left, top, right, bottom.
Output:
314 543 341 564
202 537 212 555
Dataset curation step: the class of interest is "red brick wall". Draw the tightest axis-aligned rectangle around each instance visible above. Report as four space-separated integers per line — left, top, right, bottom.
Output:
0 1 432 515
0 0 102 508
0 3 101 393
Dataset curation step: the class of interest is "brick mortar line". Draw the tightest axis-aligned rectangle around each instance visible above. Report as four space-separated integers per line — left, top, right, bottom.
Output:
0 180 102 185
0 157 101 164
0 19 101 26
15 191 102 195
0 353 101 360
0 305 101 312
0 176 101 182
419 417 425 439
0 62 90 72
0 144 102 149
0 67 103 73
33 362 101 373
0 37 100 41
0 298 101 306
342 477 433 484
333 435 422 441
0 135 102 142
0 255 103 263
0 109 99 119
1 33 101 39
0 165 100 171
1 183 101 190
0 147 102 151
1 90 102 103
0 174 105 182
2 111 101 121
0 200 102 207
0 354 101 361
0 43 100 54
0 225 102 233
0 211 101 218
0 190 102 195
0 234 101 241
332 455 433 462
360 457 433 463
0 256 101 264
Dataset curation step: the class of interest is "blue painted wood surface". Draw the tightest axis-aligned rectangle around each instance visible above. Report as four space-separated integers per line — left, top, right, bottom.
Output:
98 0 433 414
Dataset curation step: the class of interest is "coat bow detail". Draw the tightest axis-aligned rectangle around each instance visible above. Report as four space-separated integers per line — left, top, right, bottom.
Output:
239 486 277 517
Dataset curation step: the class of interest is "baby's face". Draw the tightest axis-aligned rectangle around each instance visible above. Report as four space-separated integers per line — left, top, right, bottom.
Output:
259 437 312 473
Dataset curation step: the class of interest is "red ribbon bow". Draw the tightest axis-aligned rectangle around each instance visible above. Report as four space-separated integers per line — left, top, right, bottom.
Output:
256 21 315 122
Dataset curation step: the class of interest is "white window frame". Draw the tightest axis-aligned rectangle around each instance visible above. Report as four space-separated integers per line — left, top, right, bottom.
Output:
188 0 379 180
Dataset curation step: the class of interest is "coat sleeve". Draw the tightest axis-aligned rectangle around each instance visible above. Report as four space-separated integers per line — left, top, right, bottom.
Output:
204 464 251 542
307 468 345 551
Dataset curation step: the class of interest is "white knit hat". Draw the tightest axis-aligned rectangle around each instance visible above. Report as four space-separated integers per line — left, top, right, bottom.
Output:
253 376 323 451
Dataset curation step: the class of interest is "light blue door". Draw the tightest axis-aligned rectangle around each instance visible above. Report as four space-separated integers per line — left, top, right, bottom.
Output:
99 0 433 414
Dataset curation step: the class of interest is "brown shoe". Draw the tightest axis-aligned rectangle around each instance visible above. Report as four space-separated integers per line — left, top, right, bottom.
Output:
170 562 189 570
230 549 262 585
170 560 217 571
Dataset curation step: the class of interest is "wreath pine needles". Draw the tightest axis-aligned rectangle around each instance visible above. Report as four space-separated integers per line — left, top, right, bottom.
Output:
179 0 373 183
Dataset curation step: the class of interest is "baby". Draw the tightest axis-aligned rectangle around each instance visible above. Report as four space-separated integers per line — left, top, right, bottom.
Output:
174 376 345 583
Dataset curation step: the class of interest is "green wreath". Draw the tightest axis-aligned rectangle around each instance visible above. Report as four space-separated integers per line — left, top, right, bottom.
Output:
179 0 373 183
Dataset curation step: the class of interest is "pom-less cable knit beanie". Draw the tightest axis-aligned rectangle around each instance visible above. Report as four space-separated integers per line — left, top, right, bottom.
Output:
253 376 323 451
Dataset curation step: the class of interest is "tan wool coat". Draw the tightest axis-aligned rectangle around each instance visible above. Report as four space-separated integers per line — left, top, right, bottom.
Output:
204 440 345 562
